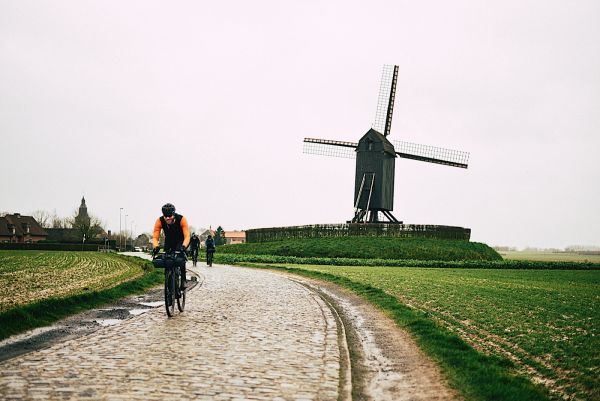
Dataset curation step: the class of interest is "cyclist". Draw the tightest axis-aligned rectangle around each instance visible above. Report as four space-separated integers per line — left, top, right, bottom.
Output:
152 203 190 289
190 232 201 265
205 234 216 266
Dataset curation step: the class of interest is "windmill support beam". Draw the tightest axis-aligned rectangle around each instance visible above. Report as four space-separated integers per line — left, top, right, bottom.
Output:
382 210 402 224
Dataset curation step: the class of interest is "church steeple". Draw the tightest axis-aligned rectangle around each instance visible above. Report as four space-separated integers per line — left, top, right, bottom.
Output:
78 196 89 220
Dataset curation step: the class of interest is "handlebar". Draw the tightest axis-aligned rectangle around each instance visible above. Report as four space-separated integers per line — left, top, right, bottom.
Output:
152 249 187 260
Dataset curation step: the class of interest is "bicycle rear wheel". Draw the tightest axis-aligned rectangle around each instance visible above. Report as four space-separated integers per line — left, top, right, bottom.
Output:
176 268 186 312
164 269 175 317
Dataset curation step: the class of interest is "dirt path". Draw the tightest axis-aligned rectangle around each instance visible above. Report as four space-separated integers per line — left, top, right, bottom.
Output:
282 273 461 401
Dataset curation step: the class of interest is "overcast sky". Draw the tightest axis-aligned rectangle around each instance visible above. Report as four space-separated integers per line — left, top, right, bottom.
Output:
1 0 599 249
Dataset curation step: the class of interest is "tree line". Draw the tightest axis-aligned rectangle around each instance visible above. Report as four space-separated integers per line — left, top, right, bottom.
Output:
1 210 230 248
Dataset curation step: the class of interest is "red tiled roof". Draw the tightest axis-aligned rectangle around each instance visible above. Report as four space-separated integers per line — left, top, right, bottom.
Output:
0 214 48 237
224 231 246 239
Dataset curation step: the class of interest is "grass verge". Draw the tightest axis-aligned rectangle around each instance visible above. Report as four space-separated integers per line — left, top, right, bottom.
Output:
0 256 163 341
238 262 551 401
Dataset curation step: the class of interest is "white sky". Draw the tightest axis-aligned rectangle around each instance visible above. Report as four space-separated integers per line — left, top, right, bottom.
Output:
1 0 599 249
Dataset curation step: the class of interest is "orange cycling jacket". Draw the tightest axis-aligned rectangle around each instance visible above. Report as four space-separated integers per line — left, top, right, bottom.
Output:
152 214 191 250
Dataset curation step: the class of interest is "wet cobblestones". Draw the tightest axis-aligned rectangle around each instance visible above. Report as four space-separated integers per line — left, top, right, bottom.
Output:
0 265 341 400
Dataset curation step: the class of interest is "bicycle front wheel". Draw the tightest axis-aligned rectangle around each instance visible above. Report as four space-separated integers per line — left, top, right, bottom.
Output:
177 286 186 312
176 268 186 312
164 269 175 317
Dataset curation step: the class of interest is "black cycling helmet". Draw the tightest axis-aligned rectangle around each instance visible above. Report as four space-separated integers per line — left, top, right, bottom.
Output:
161 203 176 217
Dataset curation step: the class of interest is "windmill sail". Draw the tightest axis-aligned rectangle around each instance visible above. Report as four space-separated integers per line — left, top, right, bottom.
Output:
372 65 399 136
303 137 469 168
392 140 470 169
303 138 357 159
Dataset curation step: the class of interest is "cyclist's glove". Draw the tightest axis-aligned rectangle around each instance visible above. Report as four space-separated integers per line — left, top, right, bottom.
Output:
152 247 160 258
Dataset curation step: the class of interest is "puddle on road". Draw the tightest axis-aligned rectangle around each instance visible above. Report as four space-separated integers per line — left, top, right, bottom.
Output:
0 325 62 348
128 308 149 316
139 301 163 308
95 319 122 327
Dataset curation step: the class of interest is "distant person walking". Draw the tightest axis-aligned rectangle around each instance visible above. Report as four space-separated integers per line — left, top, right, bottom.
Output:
205 234 216 266
190 232 201 266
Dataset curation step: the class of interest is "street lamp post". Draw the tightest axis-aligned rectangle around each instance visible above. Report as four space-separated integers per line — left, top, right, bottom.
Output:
119 208 123 251
125 214 128 251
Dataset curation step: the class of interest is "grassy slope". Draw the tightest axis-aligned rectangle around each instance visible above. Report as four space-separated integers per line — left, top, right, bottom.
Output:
220 237 502 261
0 251 162 340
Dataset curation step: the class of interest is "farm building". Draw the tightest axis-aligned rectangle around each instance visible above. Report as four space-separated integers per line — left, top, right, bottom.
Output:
224 230 246 245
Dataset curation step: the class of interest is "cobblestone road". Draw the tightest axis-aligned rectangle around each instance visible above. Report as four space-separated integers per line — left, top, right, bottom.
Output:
0 264 342 401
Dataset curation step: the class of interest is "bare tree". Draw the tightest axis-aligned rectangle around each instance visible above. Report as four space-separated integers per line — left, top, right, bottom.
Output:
31 209 52 228
71 209 106 241
134 233 151 249
50 209 70 228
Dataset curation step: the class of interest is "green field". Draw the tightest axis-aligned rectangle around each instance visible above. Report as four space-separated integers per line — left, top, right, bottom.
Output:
502 250 600 263
246 263 598 401
221 239 598 399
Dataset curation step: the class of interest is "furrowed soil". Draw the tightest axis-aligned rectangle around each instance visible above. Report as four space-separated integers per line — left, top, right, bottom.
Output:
0 251 148 312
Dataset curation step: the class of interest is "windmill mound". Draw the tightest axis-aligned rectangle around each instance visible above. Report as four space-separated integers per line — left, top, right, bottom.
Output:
220 236 501 262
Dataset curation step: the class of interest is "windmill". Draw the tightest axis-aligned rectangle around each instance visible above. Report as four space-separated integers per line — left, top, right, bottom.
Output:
303 65 470 224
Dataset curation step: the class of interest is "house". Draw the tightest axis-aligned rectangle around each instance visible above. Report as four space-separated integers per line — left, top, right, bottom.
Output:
198 229 215 247
0 213 48 243
224 230 246 245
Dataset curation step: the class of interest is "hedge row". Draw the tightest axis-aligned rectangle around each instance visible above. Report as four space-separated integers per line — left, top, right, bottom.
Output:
0 243 104 251
246 223 471 242
214 253 600 270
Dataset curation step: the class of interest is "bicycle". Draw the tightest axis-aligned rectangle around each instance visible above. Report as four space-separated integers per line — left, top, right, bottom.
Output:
191 248 198 267
206 249 214 267
152 249 187 317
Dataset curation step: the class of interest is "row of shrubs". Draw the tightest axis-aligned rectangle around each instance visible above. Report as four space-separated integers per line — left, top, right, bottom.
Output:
219 236 502 261
215 253 600 270
0 243 102 251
